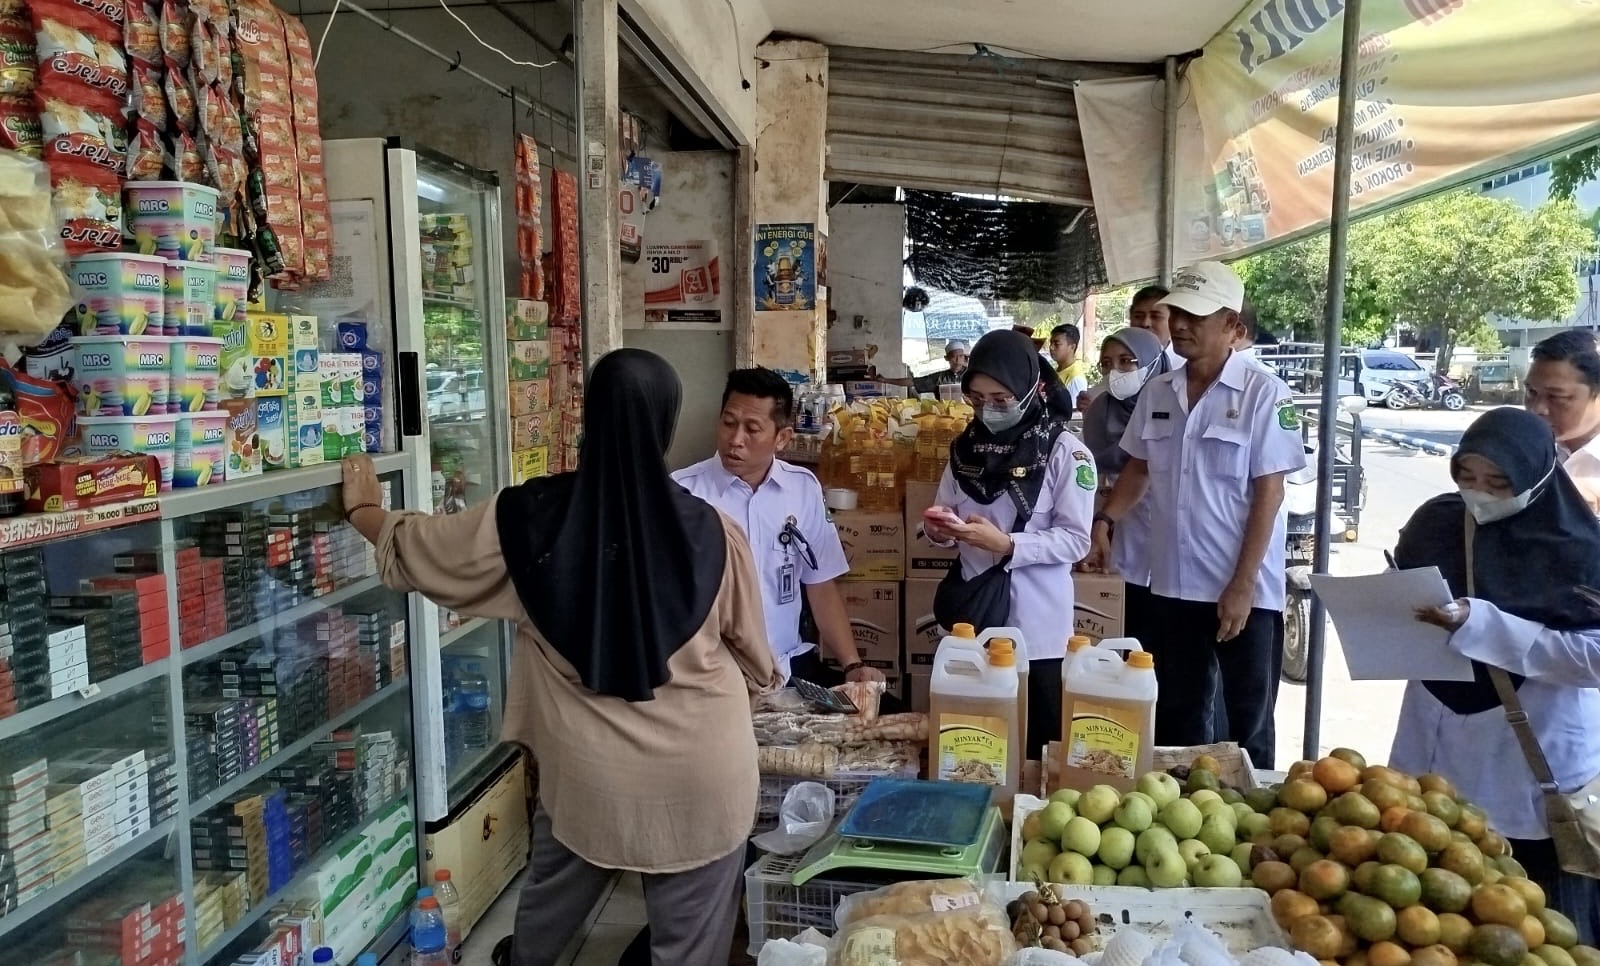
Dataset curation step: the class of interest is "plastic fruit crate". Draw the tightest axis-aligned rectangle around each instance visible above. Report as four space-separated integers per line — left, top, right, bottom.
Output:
1043 742 1261 796
990 879 1291 955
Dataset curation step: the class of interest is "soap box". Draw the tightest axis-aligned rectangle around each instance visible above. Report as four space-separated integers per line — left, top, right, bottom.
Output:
213 316 288 398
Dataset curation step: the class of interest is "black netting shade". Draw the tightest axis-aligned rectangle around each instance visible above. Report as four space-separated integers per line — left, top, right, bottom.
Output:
904 191 1107 304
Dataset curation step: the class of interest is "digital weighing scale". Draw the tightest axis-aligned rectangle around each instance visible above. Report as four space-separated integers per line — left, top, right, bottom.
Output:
789 778 1008 885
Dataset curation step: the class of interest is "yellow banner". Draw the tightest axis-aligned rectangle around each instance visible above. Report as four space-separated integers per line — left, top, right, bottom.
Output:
1174 0 1600 265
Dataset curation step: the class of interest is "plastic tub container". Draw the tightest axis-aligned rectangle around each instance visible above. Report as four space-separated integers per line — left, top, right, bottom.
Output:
163 260 216 336
169 336 222 412
78 414 180 490
126 181 220 262
174 412 227 487
72 335 173 416
67 253 167 336
212 247 252 321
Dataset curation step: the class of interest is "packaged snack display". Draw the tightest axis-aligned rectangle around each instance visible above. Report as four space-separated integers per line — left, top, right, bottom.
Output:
514 133 543 300
125 180 218 260
72 332 172 415
77 412 179 488
0 358 75 463
172 408 223 485
22 451 159 510
163 258 213 334
67 251 165 334
167 334 219 410
282 15 327 283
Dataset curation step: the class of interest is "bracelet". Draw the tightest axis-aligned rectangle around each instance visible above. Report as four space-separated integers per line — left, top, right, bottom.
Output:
840 661 866 674
345 502 381 522
1093 511 1116 527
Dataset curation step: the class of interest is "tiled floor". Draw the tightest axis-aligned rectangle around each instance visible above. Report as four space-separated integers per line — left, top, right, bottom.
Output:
459 867 647 966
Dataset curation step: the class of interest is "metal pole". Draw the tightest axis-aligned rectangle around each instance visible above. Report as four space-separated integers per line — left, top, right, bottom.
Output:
1159 56 1178 287
1305 0 1365 762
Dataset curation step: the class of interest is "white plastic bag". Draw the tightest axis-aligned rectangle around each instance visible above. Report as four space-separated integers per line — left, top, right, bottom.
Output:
751 781 834 855
758 930 831 966
1003 950 1088 966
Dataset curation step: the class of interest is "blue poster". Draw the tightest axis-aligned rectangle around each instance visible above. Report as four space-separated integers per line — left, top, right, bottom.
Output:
753 223 816 312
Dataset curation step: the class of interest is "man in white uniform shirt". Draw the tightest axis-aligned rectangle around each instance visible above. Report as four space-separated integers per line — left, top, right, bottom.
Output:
675 368 883 685
1086 262 1306 768
1525 329 1600 514
1127 284 1186 372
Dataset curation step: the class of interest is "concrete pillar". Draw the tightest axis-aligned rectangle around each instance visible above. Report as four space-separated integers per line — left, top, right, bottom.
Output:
577 0 620 367
749 40 829 380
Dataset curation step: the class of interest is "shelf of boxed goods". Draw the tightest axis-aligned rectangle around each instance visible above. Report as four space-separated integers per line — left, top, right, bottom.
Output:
192 787 411 964
0 659 170 744
177 576 389 668
0 816 180 940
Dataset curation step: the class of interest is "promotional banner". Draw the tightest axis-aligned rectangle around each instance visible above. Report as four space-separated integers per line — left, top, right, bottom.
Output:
642 240 723 327
1081 0 1600 284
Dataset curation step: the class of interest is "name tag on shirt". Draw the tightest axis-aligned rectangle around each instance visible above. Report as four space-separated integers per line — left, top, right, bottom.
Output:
1152 411 1171 420
777 560 797 605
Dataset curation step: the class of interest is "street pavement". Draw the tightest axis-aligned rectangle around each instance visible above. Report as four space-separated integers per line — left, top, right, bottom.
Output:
1270 438 1455 770
1356 404 1492 449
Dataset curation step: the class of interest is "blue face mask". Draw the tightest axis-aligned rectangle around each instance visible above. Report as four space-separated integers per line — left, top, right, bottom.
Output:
980 400 1025 433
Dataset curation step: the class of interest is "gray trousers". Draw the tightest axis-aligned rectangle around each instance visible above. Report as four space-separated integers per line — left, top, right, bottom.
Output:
511 804 745 966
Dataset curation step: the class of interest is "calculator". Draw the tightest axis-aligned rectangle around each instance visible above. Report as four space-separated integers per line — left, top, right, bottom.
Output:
790 678 859 715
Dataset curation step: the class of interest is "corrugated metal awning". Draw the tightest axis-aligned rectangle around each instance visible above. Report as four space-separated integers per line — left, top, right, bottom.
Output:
825 48 1146 207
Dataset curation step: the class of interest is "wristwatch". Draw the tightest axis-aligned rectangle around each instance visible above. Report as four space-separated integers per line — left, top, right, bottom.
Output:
1093 511 1116 527
840 661 866 674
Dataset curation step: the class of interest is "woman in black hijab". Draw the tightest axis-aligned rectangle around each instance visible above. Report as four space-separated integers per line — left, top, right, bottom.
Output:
1391 407 1600 943
341 348 778 966
923 329 1098 759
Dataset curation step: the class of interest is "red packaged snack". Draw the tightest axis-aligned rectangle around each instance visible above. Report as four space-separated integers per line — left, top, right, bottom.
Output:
31 0 128 111
24 453 159 512
0 361 77 466
50 161 121 254
164 127 202 180
129 59 161 126
0 92 39 154
126 116 161 177
161 57 192 128
157 0 187 65
38 93 126 172
0 16 36 96
515 134 544 300
124 0 157 65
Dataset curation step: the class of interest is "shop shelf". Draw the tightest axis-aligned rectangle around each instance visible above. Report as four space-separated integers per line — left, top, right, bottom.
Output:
0 498 162 553
190 676 409 812
0 659 169 743
439 617 489 649
180 575 386 666
0 817 178 940
193 790 410 964
158 454 413 520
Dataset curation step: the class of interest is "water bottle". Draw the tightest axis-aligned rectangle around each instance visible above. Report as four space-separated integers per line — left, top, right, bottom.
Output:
454 672 491 753
409 886 435 942
433 869 463 963
410 896 449 966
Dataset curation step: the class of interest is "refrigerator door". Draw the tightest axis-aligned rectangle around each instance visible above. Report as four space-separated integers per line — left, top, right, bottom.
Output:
393 144 514 816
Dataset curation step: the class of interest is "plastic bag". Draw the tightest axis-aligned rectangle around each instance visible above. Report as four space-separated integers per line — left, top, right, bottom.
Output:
758 932 830 966
1003 951 1088 966
835 878 992 929
831 901 1018 966
751 781 834 856
0 149 71 333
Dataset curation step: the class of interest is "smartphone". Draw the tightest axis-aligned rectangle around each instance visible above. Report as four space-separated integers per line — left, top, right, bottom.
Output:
922 505 963 528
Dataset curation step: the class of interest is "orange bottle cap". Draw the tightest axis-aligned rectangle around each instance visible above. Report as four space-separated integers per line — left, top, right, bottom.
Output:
952 623 976 638
988 638 1016 667
1066 636 1093 653
1128 651 1154 669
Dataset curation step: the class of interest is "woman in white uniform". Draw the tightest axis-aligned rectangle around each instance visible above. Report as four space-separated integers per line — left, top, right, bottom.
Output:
1393 407 1600 944
924 330 1097 759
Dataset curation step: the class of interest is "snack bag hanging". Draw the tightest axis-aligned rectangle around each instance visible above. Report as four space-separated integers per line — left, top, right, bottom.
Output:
515 133 543 300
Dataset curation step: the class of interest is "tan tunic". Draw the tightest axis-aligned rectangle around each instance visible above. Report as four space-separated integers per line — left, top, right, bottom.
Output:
376 494 778 874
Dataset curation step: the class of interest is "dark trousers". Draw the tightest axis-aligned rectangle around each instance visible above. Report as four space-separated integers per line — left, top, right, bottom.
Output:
1027 658 1064 762
1507 836 1600 946
1144 595 1283 770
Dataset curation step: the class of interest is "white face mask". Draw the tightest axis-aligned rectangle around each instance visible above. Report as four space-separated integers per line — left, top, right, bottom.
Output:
1458 465 1552 524
1107 367 1150 401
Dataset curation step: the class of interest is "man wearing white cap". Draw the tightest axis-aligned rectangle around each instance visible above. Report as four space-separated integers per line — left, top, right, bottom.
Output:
878 339 971 397
1085 261 1306 768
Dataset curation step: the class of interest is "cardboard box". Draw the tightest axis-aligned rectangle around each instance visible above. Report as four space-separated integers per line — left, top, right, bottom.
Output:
507 299 549 340
831 511 904 581
907 670 931 713
511 448 549 483
510 412 554 450
509 341 550 381
902 577 943 670
903 480 958 575
1072 572 1127 641
834 581 900 670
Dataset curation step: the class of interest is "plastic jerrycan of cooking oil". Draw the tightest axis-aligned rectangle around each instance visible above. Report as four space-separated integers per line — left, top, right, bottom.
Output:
1059 637 1156 793
929 634 1021 813
969 626 1028 755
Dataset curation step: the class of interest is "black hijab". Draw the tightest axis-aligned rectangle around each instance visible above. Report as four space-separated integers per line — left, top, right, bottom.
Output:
1393 407 1600 714
950 330 1072 506
494 349 726 702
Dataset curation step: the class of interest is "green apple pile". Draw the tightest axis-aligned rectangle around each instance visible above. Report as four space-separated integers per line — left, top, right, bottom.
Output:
1018 757 1254 891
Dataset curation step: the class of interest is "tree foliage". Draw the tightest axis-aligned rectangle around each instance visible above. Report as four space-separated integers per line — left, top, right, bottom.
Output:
1551 146 1600 201
1237 191 1594 372
1364 193 1593 371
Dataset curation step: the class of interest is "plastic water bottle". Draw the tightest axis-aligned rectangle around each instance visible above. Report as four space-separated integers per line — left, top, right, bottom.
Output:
453 673 491 754
433 869 463 963
410 896 449 966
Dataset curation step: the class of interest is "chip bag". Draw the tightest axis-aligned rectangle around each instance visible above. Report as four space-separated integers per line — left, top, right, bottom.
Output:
0 149 70 332
0 357 76 463
50 160 121 253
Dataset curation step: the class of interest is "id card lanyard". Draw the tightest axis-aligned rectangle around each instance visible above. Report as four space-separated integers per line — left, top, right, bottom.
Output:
776 516 817 605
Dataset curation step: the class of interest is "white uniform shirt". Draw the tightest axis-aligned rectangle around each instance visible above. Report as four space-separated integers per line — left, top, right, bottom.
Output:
1119 350 1307 612
673 457 849 680
1164 345 1186 371
1110 495 1155 588
1559 435 1600 515
1389 599 1600 841
933 433 1097 663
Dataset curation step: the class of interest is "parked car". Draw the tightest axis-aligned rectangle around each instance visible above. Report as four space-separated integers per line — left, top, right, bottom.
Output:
427 369 487 421
1465 360 1521 404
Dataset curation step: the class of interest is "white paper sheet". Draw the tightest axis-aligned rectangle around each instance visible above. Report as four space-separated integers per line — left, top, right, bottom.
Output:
1308 567 1478 682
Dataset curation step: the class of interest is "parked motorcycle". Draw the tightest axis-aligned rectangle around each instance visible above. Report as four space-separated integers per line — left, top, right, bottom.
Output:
1428 371 1467 411
1380 380 1425 410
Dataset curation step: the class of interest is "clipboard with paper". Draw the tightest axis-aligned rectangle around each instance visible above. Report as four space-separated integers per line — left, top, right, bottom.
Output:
1307 567 1478 681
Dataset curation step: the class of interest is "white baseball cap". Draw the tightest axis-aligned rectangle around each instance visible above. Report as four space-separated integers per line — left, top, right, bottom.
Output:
1159 261 1245 317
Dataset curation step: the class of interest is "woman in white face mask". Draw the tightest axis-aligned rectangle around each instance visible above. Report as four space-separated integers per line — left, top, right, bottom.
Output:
1391 407 1600 943
1080 327 1167 646
921 330 1098 759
